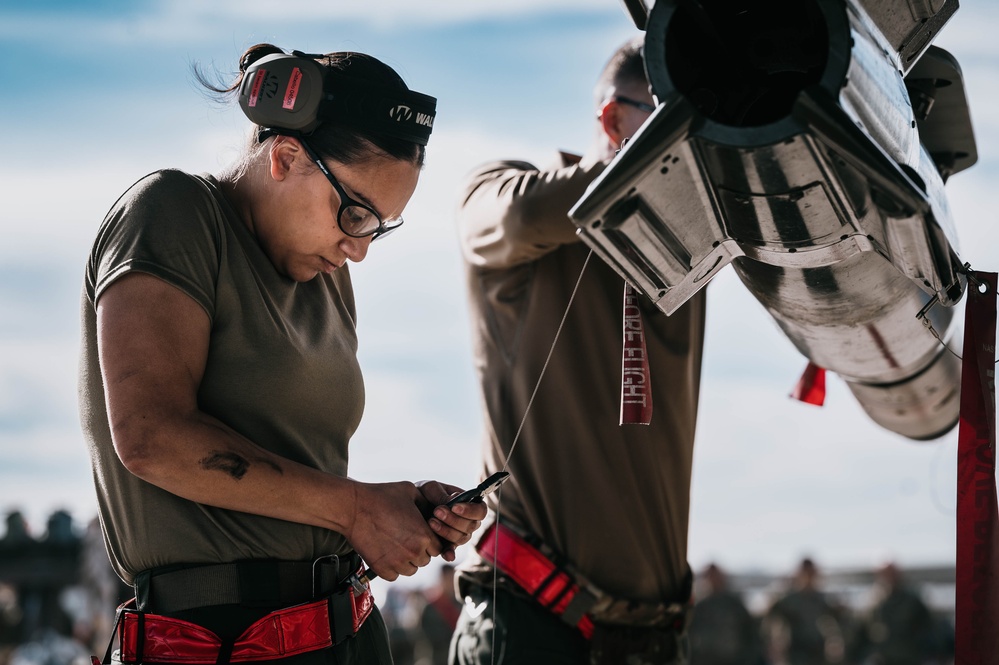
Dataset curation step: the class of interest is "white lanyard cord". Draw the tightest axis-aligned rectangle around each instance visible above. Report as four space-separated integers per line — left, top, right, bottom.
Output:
500 249 593 473
488 249 593 663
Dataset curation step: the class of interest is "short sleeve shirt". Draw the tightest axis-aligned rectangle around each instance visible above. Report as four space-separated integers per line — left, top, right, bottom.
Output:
456 157 706 606
78 170 363 583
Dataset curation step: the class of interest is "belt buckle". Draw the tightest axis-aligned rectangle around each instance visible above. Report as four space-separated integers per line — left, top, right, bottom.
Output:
312 554 340 599
346 572 367 598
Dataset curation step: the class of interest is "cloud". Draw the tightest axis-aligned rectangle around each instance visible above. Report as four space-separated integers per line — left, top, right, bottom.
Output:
935 5 999 61
688 371 960 572
1 1 996 581
162 0 616 28
0 425 94 536
3 109 991 572
0 0 619 49
348 369 485 489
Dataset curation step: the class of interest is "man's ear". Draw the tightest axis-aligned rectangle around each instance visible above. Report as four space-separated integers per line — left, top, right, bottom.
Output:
267 136 304 181
598 99 626 148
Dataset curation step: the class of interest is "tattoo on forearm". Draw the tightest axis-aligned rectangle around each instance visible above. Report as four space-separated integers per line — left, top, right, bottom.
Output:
199 452 249 479
199 451 283 479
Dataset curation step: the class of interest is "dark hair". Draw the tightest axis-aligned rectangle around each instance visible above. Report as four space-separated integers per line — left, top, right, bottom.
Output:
594 36 648 103
195 44 425 167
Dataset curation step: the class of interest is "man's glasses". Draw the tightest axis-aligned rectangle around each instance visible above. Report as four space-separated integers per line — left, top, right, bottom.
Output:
613 96 656 114
300 140 404 241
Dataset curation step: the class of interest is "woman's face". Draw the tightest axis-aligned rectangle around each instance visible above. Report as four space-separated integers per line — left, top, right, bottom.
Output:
256 142 421 282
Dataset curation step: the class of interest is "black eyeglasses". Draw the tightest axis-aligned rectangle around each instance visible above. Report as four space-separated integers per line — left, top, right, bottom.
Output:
613 96 656 114
300 140 404 241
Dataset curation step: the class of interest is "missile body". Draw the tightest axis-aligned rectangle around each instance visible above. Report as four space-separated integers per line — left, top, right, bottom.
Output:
570 0 977 439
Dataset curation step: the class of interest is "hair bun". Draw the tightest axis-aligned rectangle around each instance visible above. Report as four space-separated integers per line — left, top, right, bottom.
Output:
239 44 287 73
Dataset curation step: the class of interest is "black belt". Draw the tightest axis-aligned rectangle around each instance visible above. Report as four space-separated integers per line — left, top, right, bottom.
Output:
134 555 360 613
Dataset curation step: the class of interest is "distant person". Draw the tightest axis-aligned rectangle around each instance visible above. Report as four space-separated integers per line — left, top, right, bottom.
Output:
419 564 462 665
926 613 955 665
41 511 77 547
0 510 80 643
688 563 761 665
78 44 485 664
0 511 33 551
763 558 847 665
0 582 23 660
381 585 424 665
0 511 33 648
449 36 706 665
854 563 933 665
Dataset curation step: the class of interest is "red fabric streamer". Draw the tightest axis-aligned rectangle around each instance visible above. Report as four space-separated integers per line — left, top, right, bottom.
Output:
620 283 653 425
955 271 999 664
790 361 827 406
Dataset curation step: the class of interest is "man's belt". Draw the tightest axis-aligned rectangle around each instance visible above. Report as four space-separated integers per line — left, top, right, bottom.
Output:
475 522 692 639
94 561 373 664
476 522 599 638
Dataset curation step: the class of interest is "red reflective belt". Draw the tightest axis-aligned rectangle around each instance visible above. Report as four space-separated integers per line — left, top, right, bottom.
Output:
476 522 596 638
109 573 373 664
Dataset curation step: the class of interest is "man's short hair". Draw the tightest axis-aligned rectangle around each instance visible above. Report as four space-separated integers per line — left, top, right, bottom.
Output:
594 36 647 104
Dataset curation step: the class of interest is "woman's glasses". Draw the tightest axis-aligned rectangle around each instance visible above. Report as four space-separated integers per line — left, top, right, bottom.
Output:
300 140 404 240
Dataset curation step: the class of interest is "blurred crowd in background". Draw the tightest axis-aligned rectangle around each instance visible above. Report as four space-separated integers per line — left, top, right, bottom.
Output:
0 509 956 665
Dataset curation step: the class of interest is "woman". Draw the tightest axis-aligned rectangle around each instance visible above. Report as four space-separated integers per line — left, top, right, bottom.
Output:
79 44 485 664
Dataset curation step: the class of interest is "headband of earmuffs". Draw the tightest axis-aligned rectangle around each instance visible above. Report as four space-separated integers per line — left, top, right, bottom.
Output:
238 51 436 145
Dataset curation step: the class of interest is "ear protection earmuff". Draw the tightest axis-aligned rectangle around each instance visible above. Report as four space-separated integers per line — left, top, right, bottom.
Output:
238 51 437 145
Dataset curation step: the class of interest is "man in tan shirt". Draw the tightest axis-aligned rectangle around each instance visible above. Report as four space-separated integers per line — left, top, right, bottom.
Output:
450 37 707 665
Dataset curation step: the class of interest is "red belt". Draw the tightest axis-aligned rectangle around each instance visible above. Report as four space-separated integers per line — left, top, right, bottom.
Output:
476 522 598 638
96 567 373 664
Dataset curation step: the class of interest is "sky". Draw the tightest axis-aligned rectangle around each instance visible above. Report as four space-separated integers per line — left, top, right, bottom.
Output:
1 0 997 596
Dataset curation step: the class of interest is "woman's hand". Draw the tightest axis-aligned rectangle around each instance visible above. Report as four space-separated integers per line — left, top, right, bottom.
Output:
343 480 487 578
415 480 488 562
345 480 448 581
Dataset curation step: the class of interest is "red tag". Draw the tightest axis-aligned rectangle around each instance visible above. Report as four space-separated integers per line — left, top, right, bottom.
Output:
790 361 826 406
283 67 303 110
955 271 999 664
621 283 653 425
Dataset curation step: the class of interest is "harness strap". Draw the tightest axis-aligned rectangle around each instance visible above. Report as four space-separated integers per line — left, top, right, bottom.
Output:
215 639 235 665
476 522 598 638
475 522 692 639
94 604 126 665
114 589 370 664
100 562 374 664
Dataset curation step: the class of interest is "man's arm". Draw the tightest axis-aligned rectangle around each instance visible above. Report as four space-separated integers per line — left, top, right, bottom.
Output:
457 157 607 270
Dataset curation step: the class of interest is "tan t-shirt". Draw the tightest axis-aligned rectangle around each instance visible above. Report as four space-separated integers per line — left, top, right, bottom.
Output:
78 170 363 583
457 155 707 607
